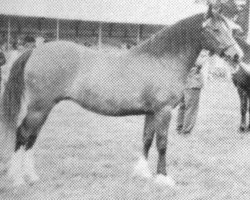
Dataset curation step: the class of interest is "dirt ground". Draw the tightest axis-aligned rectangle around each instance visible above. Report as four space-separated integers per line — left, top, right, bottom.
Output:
1 79 250 200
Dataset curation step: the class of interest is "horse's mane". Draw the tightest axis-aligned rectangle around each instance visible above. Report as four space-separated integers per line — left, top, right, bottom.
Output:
235 37 250 63
133 13 204 57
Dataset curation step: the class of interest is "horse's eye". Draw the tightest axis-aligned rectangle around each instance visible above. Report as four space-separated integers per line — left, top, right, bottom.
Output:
213 29 220 34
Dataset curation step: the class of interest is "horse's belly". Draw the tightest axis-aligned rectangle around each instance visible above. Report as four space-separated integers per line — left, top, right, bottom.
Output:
68 72 147 115
69 68 184 115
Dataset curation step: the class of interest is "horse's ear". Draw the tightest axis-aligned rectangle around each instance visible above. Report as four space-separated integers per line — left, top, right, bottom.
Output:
206 4 214 19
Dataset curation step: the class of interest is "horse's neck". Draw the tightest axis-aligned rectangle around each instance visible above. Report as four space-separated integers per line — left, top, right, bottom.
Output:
134 25 202 69
234 37 250 65
157 42 202 74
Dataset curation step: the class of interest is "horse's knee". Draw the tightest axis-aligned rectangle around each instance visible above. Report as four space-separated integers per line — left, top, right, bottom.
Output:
158 147 166 156
144 137 153 147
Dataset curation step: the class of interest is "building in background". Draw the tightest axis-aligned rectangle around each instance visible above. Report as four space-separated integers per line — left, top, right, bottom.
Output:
0 0 206 51
0 15 163 52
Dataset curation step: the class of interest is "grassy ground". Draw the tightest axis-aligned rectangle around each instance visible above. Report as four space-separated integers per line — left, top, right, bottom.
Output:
1 79 250 200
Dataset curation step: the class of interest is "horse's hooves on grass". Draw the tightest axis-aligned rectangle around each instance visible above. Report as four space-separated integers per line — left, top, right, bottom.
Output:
154 174 175 187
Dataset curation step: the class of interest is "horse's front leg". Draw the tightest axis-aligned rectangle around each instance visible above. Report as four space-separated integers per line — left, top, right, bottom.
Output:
154 106 175 186
133 114 155 178
237 87 247 132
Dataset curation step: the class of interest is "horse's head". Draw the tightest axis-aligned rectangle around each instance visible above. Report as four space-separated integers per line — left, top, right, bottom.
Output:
201 5 243 63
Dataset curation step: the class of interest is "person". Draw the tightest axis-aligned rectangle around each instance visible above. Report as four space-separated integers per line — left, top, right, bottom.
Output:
23 35 36 49
176 50 209 135
0 47 6 94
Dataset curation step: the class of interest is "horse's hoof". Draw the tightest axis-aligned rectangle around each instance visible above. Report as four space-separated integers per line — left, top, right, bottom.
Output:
133 157 152 179
239 126 246 132
154 174 175 187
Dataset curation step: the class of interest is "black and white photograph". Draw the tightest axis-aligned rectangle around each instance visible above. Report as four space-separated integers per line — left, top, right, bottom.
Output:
0 0 250 199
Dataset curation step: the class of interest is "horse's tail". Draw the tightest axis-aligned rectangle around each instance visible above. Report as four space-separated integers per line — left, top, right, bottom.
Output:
0 49 33 157
2 49 33 124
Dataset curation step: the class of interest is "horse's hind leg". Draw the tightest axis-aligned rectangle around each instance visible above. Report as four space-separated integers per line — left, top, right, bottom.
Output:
8 101 53 186
154 106 175 186
237 87 247 132
133 114 155 178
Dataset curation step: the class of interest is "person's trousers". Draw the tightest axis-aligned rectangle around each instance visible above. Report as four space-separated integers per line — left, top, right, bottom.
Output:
176 88 201 133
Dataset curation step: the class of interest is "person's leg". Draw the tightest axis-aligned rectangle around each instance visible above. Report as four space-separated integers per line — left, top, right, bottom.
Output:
181 88 201 134
0 67 2 94
176 93 185 131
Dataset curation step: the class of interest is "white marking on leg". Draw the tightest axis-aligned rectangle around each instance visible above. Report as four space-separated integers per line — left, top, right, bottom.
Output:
155 174 176 187
8 146 25 186
133 155 152 178
23 148 39 183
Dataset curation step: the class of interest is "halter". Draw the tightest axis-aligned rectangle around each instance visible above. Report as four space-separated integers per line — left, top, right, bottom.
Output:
230 62 240 75
201 26 235 55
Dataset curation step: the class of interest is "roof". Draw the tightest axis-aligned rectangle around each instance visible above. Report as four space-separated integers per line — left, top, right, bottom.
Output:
0 0 207 25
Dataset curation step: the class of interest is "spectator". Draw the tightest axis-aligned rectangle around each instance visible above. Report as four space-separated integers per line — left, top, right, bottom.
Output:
176 50 209 135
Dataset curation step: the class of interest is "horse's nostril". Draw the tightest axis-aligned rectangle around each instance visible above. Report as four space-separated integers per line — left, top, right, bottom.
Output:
233 54 239 63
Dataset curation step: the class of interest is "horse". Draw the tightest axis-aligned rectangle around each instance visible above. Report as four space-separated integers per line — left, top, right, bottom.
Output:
230 37 250 132
0 5 243 187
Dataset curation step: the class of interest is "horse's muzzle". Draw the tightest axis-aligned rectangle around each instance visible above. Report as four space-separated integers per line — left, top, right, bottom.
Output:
219 51 226 58
219 48 240 64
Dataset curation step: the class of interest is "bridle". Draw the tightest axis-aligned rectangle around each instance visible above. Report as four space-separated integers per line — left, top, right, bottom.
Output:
201 25 236 57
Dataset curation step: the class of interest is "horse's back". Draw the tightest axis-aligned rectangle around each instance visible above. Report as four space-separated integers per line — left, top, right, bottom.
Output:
26 41 85 73
24 41 93 99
